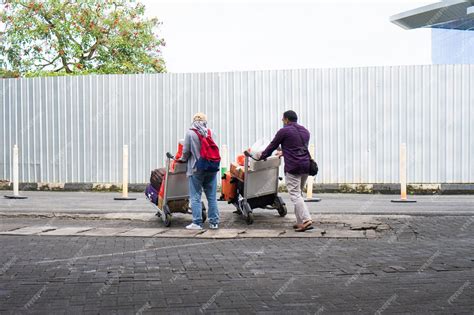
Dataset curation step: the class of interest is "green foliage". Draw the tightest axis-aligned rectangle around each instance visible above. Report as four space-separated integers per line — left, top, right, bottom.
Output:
0 0 166 77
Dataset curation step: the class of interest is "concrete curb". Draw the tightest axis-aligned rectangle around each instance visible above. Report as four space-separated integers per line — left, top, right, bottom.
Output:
0 225 380 239
0 212 156 222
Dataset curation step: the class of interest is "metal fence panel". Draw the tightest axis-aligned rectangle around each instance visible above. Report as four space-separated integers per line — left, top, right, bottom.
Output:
1 65 473 184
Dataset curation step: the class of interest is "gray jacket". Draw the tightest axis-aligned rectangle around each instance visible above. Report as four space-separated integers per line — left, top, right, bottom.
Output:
180 129 217 176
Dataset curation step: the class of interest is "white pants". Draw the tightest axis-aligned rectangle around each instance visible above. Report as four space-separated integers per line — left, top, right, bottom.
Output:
285 172 312 224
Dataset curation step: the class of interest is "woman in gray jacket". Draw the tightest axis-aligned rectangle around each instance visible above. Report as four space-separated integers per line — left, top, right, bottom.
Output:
180 113 220 230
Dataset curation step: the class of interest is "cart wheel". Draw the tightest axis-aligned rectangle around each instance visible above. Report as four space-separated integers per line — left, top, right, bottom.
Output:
242 201 253 225
163 205 172 227
246 212 254 225
278 204 287 217
274 197 287 217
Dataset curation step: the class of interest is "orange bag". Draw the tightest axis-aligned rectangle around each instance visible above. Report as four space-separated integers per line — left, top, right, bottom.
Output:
236 148 251 166
170 142 184 171
236 154 245 166
221 171 237 201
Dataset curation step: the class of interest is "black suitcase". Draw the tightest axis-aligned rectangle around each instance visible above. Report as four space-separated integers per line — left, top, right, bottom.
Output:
150 168 166 191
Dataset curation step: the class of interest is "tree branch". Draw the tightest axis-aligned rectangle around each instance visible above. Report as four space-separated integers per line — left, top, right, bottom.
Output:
38 55 60 69
33 8 73 73
83 39 100 60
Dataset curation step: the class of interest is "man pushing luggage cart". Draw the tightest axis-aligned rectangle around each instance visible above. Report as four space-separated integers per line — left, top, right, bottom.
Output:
258 110 315 232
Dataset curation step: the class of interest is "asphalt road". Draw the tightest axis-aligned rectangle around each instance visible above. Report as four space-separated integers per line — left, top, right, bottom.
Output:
1 191 474 216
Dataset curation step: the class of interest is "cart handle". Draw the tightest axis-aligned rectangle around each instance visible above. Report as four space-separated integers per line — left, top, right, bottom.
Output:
244 150 265 161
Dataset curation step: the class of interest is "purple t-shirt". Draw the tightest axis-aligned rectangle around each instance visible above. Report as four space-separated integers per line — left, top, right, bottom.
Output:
260 122 311 175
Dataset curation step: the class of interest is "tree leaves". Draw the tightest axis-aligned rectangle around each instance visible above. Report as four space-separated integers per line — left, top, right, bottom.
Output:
0 0 166 77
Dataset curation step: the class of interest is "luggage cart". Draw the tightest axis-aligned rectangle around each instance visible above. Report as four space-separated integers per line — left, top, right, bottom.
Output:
151 152 207 227
230 151 287 224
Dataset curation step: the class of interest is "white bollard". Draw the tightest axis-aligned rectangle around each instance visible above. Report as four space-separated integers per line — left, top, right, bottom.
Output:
400 143 407 200
305 143 321 202
391 143 416 203
4 144 28 199
114 145 136 201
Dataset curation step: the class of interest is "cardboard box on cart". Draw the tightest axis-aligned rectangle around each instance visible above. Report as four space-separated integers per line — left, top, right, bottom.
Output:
230 162 245 181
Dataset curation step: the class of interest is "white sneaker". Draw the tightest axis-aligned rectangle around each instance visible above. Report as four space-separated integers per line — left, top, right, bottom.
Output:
209 223 219 230
186 223 203 230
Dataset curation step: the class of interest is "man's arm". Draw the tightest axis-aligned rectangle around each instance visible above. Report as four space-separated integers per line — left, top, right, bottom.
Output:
260 129 284 160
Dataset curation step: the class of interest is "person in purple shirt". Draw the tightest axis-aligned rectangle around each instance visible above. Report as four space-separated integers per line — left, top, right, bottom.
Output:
260 110 313 232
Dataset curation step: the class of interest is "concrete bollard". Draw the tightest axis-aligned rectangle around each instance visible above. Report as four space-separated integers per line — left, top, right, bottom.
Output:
305 143 321 202
4 144 28 199
391 143 416 203
114 145 136 201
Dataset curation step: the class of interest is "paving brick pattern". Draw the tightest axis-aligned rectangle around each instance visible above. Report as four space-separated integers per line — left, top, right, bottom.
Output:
0 216 473 314
0 215 391 239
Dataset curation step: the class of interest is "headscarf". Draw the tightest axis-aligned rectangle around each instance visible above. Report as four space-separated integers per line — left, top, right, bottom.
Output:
191 112 208 137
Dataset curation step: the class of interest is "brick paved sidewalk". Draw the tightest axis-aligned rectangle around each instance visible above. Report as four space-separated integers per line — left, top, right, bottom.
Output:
0 216 473 313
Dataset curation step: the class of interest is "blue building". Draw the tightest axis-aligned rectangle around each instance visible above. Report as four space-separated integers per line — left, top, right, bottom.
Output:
391 0 474 64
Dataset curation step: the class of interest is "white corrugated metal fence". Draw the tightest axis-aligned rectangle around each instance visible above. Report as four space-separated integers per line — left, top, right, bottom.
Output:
1 65 473 184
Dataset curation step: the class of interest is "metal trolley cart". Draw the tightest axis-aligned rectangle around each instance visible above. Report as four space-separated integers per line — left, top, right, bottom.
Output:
231 151 287 224
152 152 207 227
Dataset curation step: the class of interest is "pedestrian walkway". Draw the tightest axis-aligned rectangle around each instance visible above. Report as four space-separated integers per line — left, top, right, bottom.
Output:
0 215 389 239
